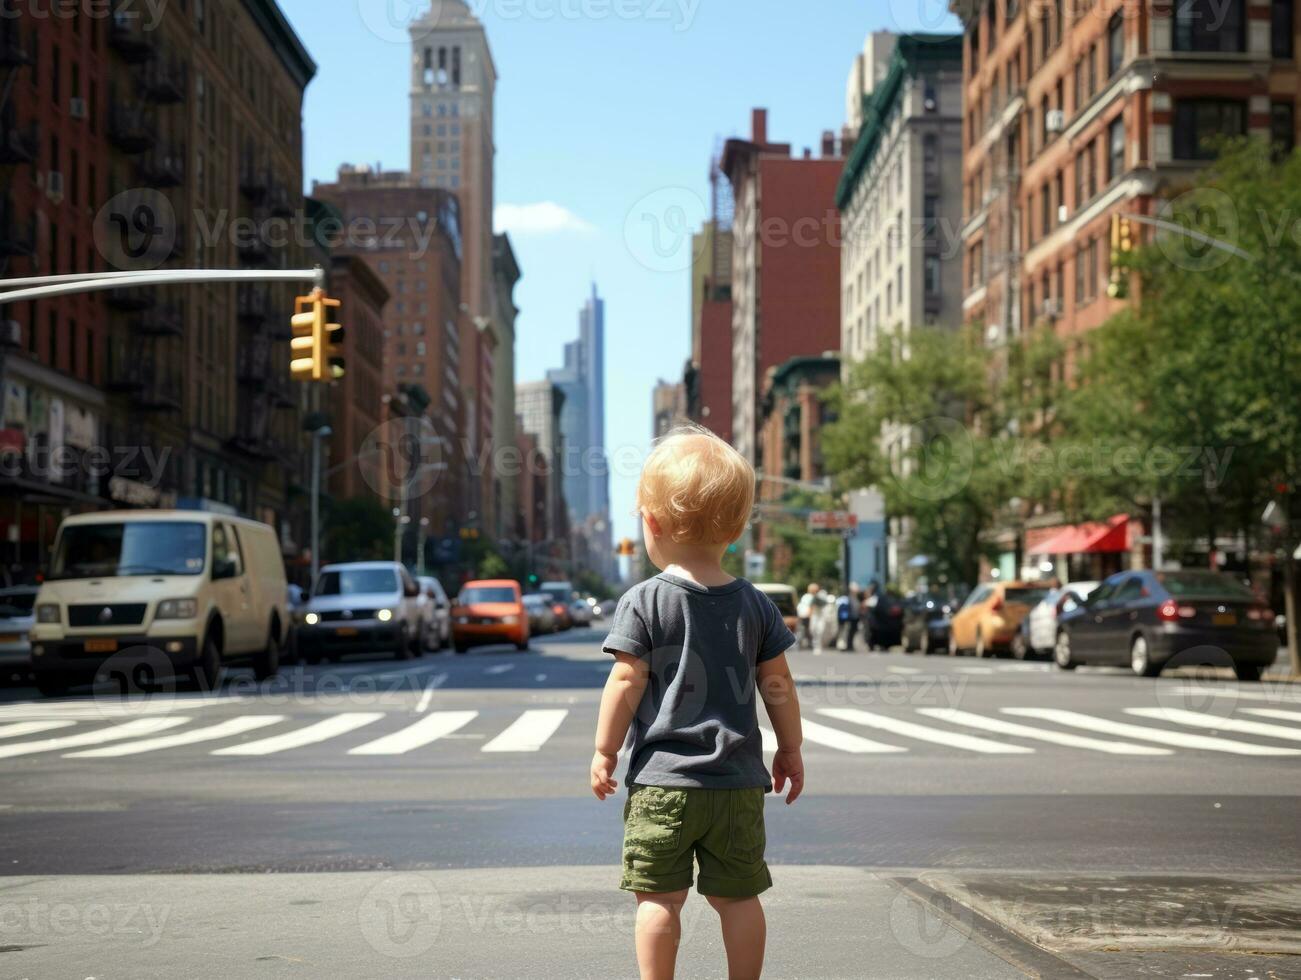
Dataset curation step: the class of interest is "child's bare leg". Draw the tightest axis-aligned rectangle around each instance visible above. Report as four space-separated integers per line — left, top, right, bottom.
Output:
635 889 688 980
707 895 766 979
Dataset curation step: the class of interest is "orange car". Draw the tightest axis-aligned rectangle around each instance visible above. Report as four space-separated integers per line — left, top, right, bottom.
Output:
948 581 1053 658
452 580 530 653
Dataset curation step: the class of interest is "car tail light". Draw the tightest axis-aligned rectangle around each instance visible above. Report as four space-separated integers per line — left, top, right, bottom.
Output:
889 604 902 616
1247 606 1273 622
1157 600 1197 622
990 596 1004 613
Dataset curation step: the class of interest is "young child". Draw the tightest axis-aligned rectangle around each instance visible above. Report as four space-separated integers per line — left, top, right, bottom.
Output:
590 428 805 980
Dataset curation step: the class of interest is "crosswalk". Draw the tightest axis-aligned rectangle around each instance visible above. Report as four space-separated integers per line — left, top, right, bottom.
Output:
0 698 1297 763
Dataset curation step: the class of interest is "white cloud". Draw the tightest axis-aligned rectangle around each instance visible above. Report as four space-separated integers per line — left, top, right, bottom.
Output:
494 202 597 237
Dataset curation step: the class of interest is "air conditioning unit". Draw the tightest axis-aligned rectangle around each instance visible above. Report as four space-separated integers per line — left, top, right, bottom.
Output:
69 97 87 119
0 321 21 348
1040 297 1063 320
1046 109 1066 134
1058 204 1069 224
45 171 65 202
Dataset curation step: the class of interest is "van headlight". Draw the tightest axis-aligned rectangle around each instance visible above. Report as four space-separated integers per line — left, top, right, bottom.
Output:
37 604 60 623
304 612 320 626
156 598 198 620
377 608 394 622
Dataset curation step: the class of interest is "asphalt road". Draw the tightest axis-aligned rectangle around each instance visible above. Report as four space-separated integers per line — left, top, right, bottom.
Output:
1 630 1298 978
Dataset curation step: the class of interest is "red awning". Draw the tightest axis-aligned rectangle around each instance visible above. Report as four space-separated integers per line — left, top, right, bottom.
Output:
1028 515 1130 556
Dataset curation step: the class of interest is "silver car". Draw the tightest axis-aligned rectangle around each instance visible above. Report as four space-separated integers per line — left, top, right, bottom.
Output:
0 586 37 674
417 576 451 652
298 562 423 663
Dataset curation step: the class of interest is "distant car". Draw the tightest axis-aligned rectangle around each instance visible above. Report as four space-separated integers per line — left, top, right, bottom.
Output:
299 562 423 663
569 600 593 627
866 591 905 650
523 594 557 635
538 581 574 631
1021 582 1099 659
1054 569 1277 680
591 597 613 620
949 581 1052 658
900 593 956 655
416 576 451 652
453 580 529 653
755 584 800 636
0 586 38 674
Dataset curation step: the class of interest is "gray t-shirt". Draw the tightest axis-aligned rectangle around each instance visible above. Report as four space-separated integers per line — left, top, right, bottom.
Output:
603 573 796 790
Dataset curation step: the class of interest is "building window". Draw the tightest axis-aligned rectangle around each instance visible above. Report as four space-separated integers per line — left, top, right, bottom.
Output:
1271 100 1296 158
1274 0 1295 58
1040 183 1052 238
925 255 941 295
924 134 939 178
1109 13 1125 76
1173 99 1247 159
1108 116 1126 179
1174 0 1245 52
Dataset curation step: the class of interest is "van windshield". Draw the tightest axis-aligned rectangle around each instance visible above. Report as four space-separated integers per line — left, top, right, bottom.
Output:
50 522 207 579
316 569 399 596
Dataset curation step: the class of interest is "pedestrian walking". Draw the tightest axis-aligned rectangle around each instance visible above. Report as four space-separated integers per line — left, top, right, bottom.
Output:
592 428 804 980
836 583 861 651
796 583 822 650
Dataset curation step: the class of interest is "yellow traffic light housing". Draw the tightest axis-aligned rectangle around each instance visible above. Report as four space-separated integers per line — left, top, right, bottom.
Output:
290 289 344 382
1108 213 1134 300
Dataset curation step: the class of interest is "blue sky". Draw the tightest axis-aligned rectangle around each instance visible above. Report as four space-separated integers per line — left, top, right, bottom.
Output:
277 0 961 544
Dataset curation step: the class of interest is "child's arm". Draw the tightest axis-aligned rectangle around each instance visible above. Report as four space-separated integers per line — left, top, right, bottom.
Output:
590 652 649 800
758 652 804 804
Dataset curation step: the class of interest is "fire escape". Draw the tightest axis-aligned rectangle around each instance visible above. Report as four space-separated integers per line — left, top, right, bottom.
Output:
0 17 35 278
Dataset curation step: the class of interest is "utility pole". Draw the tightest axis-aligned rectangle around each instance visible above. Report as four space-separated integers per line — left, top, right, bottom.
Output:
309 425 332 586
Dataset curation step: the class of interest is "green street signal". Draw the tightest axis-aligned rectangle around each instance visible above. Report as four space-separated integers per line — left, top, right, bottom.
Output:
290 288 346 382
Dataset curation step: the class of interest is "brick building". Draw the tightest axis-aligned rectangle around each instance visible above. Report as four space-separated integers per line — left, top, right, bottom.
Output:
683 216 733 443
720 109 843 466
0 1 315 575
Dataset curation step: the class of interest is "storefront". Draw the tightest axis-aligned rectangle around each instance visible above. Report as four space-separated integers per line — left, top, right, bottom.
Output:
1027 515 1134 583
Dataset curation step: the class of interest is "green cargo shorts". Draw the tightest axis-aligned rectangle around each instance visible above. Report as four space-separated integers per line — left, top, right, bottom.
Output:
620 785 773 898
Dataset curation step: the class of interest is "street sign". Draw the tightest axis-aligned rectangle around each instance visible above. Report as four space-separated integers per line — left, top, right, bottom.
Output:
808 511 858 534
744 551 767 577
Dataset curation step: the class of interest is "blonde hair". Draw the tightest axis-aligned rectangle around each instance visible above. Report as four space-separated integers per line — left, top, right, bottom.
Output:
637 427 755 545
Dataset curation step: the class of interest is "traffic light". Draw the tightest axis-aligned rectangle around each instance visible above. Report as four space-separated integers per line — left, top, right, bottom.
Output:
1108 213 1135 299
615 538 637 557
290 289 344 382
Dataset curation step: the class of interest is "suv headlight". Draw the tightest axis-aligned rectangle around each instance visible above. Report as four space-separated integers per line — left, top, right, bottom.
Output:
501 615 519 625
156 598 198 620
36 603 60 623
377 608 394 622
304 612 320 625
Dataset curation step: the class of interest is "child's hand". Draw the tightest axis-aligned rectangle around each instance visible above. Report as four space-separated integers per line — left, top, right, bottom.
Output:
590 750 619 800
772 748 804 804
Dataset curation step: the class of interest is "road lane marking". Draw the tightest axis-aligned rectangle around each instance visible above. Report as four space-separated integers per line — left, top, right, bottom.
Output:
482 709 568 753
1125 707 1301 743
484 664 516 676
415 673 448 713
0 720 77 739
372 665 440 682
0 717 190 759
65 716 286 758
211 713 384 756
0 699 234 721
348 711 478 756
818 708 1034 754
1242 707 1301 723
535 674 547 682
955 667 995 675
887 666 923 675
1169 686 1301 705
799 719 908 754
919 709 1171 755
1004 708 1301 757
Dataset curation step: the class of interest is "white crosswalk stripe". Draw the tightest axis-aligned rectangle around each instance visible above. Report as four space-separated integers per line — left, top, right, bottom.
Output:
765 720 907 755
1004 708 1301 757
918 709 1172 755
819 708 1035 754
0 698 233 721
348 711 479 756
1242 707 1301 723
65 716 288 758
0 720 77 739
211 713 385 756
482 710 568 753
1125 707 1301 743
0 716 190 759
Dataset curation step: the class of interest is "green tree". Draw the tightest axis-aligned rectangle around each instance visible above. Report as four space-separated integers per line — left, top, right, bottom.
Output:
323 496 393 563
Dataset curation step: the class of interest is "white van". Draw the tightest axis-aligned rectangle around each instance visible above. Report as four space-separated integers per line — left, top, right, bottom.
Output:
30 510 289 696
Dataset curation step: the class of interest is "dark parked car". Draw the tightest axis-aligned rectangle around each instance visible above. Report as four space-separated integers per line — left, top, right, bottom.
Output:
865 591 905 650
901 593 956 655
1054 569 1277 681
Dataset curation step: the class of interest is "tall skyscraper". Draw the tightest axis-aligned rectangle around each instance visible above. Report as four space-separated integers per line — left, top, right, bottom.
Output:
578 286 609 530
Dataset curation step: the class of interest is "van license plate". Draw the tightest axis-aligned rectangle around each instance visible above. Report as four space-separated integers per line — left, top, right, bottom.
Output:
335 627 359 637
85 639 118 653
1212 612 1237 627
0 634 18 644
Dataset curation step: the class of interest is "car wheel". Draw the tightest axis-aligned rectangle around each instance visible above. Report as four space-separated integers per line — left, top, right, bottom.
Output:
1233 663 1263 682
1054 631 1076 671
1011 631 1029 661
453 642 468 655
1130 634 1160 678
192 632 223 692
253 629 281 682
516 639 530 652
34 672 70 698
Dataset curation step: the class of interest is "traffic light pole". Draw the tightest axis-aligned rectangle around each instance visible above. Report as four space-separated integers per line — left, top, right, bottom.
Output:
0 267 327 306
